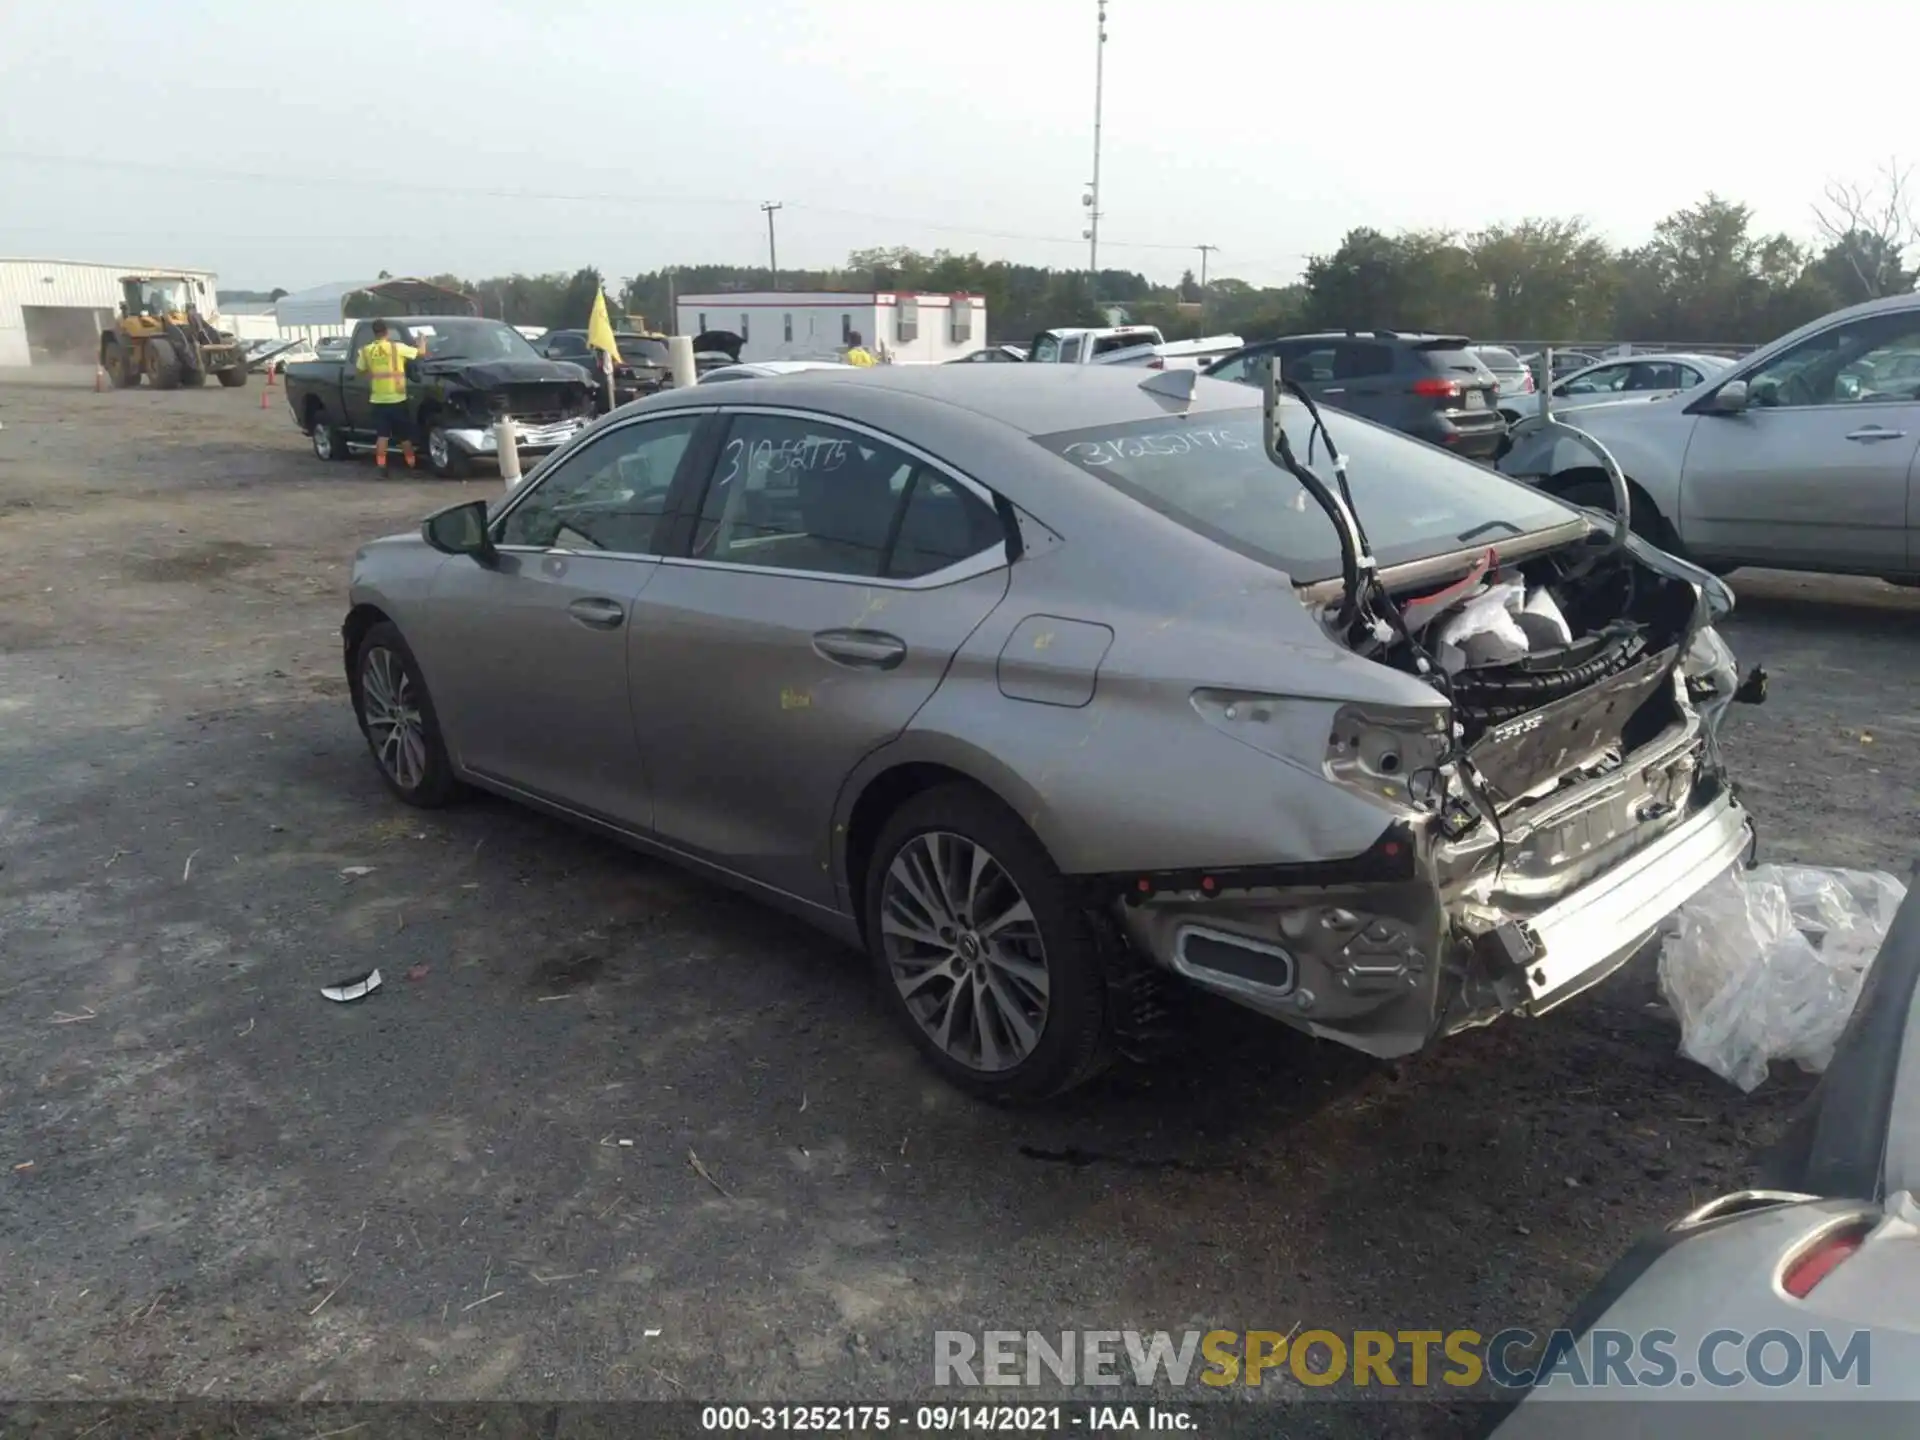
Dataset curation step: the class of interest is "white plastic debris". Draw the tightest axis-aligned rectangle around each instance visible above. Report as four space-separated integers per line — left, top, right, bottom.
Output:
1434 580 1529 668
321 969 383 1003
1659 864 1908 1092
1517 587 1573 649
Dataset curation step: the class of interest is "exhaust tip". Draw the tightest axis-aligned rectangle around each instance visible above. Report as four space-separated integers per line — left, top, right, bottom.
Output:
1172 925 1297 999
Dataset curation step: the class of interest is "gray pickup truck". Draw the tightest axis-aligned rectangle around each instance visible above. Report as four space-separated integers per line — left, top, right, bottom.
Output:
282 315 598 477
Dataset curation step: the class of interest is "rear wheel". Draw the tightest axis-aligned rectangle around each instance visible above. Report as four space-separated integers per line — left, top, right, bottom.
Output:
864 784 1112 1103
352 621 462 808
146 342 181 391
309 409 349 462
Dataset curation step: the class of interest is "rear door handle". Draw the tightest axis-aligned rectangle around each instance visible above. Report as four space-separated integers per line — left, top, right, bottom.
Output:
1844 427 1908 443
813 629 907 670
567 597 625 629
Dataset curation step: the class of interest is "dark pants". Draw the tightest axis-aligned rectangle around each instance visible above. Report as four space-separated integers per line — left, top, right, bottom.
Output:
372 403 413 442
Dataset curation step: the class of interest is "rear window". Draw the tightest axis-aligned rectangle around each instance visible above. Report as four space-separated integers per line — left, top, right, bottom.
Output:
619 336 670 363
1474 347 1523 370
1032 408 1576 584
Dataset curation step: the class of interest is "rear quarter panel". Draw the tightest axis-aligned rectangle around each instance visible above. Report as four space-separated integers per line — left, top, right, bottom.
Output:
282 360 348 430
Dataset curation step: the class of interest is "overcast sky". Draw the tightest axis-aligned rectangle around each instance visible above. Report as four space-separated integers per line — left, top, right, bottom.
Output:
2 0 1909 293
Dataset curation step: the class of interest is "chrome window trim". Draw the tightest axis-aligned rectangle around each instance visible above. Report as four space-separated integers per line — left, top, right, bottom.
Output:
665 403 1013 591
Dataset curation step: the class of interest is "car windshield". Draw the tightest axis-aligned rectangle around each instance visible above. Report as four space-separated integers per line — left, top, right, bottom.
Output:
1033 407 1578 584
402 319 539 362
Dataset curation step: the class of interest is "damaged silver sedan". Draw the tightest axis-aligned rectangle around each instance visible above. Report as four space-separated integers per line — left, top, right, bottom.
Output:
342 364 1764 1101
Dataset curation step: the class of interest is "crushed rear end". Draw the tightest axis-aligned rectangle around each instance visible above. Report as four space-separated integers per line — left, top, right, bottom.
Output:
1120 524 1762 1059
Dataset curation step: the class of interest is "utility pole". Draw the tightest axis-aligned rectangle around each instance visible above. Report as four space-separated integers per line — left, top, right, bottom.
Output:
761 201 784 290
1195 244 1217 291
1082 0 1108 313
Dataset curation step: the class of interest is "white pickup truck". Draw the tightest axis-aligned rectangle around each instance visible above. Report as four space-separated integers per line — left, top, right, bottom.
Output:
1026 325 1244 370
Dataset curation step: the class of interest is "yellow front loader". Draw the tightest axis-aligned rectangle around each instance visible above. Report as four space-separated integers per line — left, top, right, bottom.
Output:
99 275 249 390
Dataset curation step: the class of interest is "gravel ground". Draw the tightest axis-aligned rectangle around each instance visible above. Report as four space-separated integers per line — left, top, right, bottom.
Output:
2 370 1915 1433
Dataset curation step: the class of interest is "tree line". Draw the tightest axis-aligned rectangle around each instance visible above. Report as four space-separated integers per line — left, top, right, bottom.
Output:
325 164 1916 348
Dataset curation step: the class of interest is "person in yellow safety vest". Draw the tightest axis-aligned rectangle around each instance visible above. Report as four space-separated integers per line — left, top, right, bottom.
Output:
845 331 877 367
355 318 423 470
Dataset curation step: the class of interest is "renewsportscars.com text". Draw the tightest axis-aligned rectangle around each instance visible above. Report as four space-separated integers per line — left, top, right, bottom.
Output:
933 1327 1872 1391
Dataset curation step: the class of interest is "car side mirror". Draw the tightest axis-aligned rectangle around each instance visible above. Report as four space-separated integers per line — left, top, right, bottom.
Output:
1705 379 1748 415
422 499 496 559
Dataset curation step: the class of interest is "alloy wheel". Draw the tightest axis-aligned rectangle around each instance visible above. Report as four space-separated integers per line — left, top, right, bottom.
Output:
879 830 1050 1073
360 646 427 791
313 423 333 460
429 429 450 471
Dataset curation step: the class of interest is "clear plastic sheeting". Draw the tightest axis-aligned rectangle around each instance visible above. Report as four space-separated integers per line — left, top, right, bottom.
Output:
1660 863 1909 1092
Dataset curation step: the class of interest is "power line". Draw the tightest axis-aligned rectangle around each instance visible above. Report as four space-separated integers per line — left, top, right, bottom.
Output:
0 149 1226 257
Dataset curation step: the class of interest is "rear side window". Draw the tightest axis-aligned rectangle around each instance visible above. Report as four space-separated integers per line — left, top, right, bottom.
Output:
693 415 1001 580
1335 342 1395 379
1093 332 1156 357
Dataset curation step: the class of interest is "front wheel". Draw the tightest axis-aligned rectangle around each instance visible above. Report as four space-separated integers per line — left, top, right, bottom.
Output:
1559 478 1679 552
352 621 463 808
146 343 181 390
864 784 1112 1103
425 423 471 479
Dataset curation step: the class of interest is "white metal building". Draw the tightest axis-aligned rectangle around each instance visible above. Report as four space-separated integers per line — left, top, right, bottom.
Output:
675 291 988 365
0 258 222 367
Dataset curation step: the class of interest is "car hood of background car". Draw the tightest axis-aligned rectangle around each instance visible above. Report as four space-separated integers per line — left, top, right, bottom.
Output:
420 358 593 388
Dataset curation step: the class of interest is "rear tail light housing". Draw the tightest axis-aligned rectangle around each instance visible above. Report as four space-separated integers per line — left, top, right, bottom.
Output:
1410 377 1460 398
1781 1219 1875 1298
1522 372 1535 393
1146 356 1166 369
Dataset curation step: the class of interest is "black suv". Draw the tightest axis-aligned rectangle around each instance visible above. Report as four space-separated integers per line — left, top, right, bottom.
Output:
1204 331 1506 460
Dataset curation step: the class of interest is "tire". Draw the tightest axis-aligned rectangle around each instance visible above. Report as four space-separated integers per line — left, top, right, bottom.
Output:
425 422 471 479
104 341 140 389
216 367 248 388
864 783 1112 1103
309 410 350 462
180 368 207 388
146 343 181 391
351 621 463 808
1559 478 1678 552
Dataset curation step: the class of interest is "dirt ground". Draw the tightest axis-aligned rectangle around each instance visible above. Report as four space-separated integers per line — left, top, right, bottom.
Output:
2 369 1916 1431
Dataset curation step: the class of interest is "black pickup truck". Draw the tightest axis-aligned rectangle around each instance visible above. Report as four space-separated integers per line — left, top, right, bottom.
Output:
282 315 598 477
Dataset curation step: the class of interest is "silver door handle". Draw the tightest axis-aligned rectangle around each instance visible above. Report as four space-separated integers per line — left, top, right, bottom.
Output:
566 597 625 629
812 629 906 670
1845 427 1907 443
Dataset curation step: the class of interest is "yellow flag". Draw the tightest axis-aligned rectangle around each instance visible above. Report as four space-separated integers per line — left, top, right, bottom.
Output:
586 290 622 365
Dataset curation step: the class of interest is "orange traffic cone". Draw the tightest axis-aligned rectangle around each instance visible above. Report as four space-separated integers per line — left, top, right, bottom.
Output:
260 378 272 409
265 363 277 388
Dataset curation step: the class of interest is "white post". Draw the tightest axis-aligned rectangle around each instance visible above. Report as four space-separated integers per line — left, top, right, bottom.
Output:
495 416 521 488
668 334 696 389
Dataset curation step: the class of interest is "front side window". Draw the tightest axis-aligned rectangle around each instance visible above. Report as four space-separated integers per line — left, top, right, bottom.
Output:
1058 335 1084 364
1746 311 1920 407
692 414 999 580
497 415 700 553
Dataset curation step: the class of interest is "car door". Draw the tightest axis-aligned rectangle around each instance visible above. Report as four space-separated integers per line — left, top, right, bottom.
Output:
1680 309 1920 570
424 410 709 825
629 407 1013 907
339 321 376 437
1325 340 1397 424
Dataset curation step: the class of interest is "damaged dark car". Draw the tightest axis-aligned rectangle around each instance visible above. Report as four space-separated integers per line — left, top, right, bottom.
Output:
342 363 1767 1101
283 316 597 477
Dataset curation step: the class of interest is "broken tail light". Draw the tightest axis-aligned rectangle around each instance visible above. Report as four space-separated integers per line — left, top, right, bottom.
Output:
1781 1220 1874 1298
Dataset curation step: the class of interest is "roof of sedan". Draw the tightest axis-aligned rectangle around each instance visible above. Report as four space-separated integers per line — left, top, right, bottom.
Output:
671 362 1262 437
